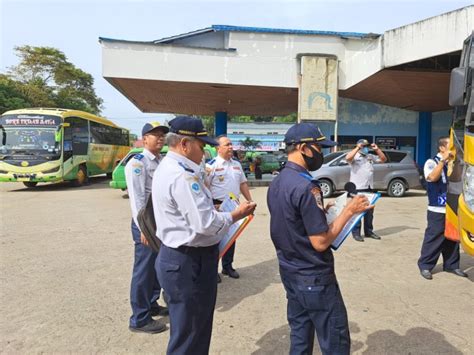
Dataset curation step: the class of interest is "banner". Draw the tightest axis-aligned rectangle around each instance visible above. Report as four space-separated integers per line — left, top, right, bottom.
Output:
299 56 338 121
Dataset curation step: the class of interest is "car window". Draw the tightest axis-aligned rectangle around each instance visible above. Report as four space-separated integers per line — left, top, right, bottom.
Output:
385 151 407 163
324 152 344 164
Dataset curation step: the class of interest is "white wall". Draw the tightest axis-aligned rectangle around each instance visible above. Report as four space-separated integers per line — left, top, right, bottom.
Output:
101 32 382 90
383 6 473 67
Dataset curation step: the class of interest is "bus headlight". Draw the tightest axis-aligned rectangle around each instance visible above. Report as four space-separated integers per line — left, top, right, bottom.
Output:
463 164 474 212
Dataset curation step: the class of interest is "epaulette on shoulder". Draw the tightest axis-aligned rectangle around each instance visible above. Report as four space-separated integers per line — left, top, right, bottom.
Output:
133 154 144 161
208 159 216 165
178 162 195 174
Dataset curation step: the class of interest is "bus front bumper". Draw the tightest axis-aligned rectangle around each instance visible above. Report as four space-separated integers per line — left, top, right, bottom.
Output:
0 172 63 183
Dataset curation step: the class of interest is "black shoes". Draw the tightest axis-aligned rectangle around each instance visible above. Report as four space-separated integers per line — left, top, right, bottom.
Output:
129 319 167 334
445 268 468 278
420 269 433 280
150 304 169 317
222 267 240 279
353 235 364 242
365 232 381 240
420 268 468 280
217 274 222 283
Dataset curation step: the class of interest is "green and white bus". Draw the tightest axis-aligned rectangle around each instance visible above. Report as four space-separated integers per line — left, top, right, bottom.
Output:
0 108 131 187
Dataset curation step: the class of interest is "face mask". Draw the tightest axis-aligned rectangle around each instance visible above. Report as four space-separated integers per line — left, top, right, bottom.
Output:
360 147 369 156
301 144 324 171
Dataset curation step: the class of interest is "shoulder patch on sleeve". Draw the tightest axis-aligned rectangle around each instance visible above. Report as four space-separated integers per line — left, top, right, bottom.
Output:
133 154 144 161
133 167 142 176
208 159 216 165
190 182 201 194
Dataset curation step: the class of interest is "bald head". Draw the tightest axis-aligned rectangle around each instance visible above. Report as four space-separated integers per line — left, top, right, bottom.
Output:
217 136 233 160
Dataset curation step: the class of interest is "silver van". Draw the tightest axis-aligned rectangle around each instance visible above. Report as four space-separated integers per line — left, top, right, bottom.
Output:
310 150 422 197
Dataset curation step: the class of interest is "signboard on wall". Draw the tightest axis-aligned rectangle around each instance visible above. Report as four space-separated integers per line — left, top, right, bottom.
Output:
375 137 397 148
299 56 338 122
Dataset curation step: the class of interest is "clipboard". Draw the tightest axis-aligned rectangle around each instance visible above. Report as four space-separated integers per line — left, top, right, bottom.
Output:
218 193 253 259
330 192 381 250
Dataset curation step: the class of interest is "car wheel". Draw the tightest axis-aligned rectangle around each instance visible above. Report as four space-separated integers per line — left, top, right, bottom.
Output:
23 181 38 188
73 164 89 187
388 179 406 197
318 179 334 198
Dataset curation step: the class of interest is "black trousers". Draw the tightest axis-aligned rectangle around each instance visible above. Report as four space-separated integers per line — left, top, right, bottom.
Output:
418 210 460 271
351 188 374 237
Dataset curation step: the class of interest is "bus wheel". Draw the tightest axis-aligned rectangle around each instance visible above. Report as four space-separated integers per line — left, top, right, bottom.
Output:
23 182 38 188
73 165 89 187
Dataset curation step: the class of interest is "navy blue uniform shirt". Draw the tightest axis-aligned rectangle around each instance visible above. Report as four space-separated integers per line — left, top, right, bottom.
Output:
267 161 334 276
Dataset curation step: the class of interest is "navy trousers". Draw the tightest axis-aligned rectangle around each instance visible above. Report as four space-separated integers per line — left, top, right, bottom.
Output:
129 220 161 328
418 211 460 271
157 243 219 355
352 188 374 237
280 272 350 355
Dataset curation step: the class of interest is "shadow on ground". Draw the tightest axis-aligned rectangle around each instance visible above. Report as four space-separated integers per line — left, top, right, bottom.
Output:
362 327 463 354
252 324 462 354
376 225 419 237
215 258 281 313
7 176 111 192
432 252 474 282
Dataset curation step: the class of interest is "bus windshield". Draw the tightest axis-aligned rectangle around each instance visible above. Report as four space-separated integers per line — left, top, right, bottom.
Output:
0 114 62 158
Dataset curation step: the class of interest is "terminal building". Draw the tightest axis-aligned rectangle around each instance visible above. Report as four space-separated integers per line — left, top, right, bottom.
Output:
100 6 473 164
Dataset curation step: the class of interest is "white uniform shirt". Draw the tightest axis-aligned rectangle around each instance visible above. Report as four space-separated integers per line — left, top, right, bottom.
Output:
424 153 446 214
152 151 233 248
349 153 380 189
205 155 247 201
125 148 160 230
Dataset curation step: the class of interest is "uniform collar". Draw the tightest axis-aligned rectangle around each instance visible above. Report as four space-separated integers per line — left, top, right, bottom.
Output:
285 161 309 174
167 151 200 172
143 148 159 161
216 155 231 164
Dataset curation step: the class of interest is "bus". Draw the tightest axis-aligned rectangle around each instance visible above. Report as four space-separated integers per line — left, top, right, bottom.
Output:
0 108 131 187
446 32 474 256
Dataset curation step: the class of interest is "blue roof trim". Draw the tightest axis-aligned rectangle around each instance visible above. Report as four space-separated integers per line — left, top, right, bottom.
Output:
211 25 378 38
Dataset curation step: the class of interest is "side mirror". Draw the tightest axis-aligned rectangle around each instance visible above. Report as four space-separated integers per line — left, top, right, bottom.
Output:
449 67 465 107
339 159 348 166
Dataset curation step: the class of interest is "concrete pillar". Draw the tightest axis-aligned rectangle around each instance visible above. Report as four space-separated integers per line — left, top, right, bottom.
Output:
215 111 227 136
417 112 432 165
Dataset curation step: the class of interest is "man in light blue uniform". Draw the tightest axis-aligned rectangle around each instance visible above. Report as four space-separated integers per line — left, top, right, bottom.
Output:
152 116 256 355
125 122 169 334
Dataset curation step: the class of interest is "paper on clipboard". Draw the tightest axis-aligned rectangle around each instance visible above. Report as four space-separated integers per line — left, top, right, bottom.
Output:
327 192 381 250
217 193 253 258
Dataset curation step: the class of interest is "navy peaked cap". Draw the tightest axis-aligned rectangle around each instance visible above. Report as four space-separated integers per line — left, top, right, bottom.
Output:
169 116 218 146
284 123 337 147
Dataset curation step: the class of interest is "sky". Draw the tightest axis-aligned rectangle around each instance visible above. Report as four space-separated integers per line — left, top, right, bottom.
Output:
1 0 472 135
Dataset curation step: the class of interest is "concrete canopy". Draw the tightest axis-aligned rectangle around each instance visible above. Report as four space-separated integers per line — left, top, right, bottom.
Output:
100 6 473 115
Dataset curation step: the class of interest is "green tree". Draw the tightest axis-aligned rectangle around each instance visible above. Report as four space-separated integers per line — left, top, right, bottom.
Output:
0 74 32 112
240 136 261 150
4 46 103 114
